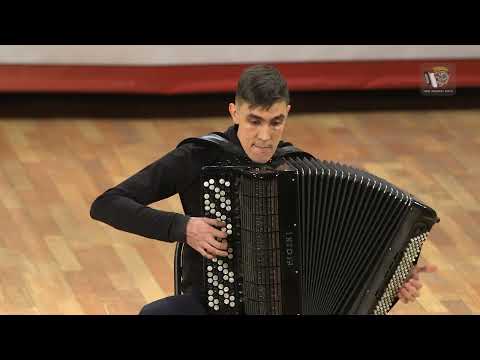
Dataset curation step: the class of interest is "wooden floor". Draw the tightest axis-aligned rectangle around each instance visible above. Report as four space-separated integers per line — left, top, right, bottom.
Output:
0 93 479 315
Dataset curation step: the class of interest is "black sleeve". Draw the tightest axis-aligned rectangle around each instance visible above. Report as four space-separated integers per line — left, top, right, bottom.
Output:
89 143 213 243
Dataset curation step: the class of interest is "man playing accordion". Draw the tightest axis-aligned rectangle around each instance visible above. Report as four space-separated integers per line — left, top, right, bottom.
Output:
90 65 436 315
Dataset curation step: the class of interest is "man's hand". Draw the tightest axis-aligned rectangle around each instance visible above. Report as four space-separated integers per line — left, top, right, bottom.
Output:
186 217 229 259
398 264 437 303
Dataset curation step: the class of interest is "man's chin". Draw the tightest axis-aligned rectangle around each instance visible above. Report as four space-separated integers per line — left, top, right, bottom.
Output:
249 147 274 163
248 154 271 164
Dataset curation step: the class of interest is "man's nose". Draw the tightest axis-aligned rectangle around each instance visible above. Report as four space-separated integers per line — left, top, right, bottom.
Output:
257 125 271 141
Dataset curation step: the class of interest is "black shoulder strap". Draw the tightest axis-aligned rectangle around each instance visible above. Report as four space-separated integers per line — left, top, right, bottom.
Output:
177 133 247 159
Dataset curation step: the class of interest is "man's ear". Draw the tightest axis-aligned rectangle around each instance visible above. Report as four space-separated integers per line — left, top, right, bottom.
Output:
287 104 291 115
229 103 239 124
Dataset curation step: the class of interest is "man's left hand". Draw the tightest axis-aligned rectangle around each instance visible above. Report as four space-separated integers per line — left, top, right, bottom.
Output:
397 264 437 304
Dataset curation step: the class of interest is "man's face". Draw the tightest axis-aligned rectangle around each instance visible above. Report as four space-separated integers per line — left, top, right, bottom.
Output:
229 100 290 164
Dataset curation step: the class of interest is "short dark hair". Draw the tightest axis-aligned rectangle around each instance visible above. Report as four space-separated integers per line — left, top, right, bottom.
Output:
235 65 290 109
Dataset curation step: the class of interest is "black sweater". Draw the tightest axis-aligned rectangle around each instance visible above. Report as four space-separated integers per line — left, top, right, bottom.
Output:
90 125 300 294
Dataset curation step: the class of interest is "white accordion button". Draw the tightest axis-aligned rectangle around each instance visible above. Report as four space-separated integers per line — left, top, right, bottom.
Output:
223 263 228 269
209 185 215 190
226 206 231 212
208 290 214 296
224 293 229 299
215 194 220 199
219 179 225 184
204 206 210 211
224 299 229 305
208 302 214 308
219 290 224 295
221 227 226 232
228 248 233 253
225 181 230 187
229 296 235 301
218 260 223 265
221 215 226 221
209 179 215 184
215 187 220 193
224 287 229 292
220 203 226 209
213 299 219 305
223 269 229 275
207 266 212 271
208 278 213 284
229 302 235 308
214 305 219 311
229 272 234 277
220 197 226 202
220 191 225 196
226 224 232 229
225 199 231 205
228 254 233 259
213 281 219 287
218 284 224 289
212 258 217 262
204 200 210 206
216 211 221 217
208 296 213 301
218 266 223 272
207 272 213 277
223 275 229 281
204 181 209 187
210 209 216 214
210 203 215 208
229 278 234 283
227 230 232 235
204 194 209 199
213 275 218 281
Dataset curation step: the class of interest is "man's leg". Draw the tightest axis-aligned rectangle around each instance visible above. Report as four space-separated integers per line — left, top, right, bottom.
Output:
139 294 207 315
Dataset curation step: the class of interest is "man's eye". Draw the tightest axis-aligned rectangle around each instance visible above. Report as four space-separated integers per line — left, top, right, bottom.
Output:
249 119 260 125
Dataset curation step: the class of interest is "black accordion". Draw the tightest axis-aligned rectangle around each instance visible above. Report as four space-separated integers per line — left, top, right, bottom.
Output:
199 156 439 315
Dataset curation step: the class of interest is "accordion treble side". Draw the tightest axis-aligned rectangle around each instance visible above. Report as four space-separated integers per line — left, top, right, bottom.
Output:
199 157 439 315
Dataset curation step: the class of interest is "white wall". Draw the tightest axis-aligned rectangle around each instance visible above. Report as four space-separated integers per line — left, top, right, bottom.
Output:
0 45 479 66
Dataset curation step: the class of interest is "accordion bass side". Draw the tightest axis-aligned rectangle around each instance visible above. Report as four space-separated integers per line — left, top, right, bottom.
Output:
199 157 440 315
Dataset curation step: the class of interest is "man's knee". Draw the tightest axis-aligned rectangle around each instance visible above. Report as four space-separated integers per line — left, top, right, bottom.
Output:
138 297 174 315
138 295 206 315
138 303 153 315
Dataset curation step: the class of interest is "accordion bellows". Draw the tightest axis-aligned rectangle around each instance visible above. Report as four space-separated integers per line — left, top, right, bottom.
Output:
200 157 439 315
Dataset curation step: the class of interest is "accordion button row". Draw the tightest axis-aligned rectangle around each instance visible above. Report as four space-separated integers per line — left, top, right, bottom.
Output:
208 288 232 296
204 179 231 187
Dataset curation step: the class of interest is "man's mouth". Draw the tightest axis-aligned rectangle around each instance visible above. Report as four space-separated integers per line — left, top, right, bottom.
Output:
253 144 272 150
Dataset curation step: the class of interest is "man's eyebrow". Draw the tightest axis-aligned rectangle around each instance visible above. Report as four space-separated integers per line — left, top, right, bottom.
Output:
247 114 285 121
271 114 285 121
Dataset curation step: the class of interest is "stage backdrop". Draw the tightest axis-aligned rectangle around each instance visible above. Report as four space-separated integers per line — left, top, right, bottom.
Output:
0 45 479 94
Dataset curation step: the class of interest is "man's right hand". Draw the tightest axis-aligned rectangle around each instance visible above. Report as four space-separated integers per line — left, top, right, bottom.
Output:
185 217 229 259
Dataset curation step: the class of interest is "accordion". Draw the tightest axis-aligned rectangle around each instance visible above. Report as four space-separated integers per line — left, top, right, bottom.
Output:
199 156 439 315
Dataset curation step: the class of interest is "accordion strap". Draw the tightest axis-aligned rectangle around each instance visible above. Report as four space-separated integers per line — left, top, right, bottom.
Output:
177 133 247 159
177 133 313 161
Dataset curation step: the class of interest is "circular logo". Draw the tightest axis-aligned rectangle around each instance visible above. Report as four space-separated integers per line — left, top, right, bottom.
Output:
432 66 450 88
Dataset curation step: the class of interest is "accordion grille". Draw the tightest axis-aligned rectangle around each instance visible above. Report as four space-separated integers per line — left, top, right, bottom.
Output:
239 174 282 315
